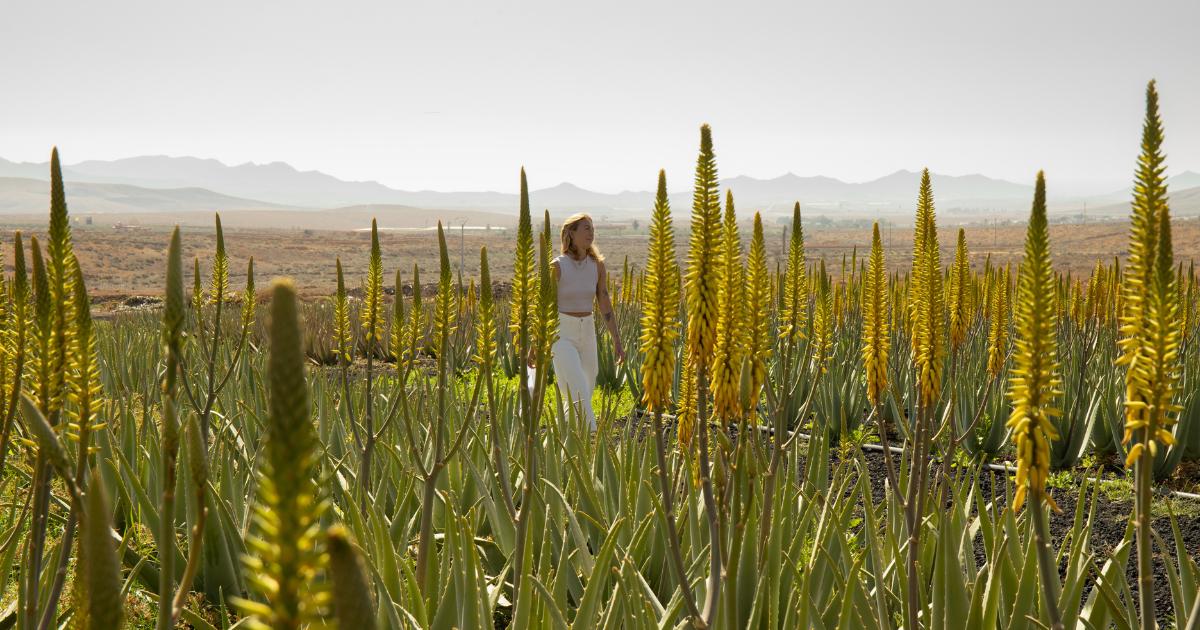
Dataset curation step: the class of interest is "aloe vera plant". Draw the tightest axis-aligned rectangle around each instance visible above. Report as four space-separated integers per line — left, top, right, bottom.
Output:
4 83 1200 630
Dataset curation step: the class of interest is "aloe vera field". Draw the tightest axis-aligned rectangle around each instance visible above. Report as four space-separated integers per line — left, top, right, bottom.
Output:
1 79 1200 630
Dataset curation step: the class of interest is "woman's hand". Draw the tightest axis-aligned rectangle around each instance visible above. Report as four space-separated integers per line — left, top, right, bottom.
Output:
614 344 626 365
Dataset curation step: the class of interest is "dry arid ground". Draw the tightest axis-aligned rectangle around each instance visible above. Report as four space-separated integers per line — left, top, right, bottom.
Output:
2 214 1198 311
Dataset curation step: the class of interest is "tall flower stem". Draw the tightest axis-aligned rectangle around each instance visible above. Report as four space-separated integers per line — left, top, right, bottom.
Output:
1007 171 1064 629
695 370 722 625
650 408 704 625
1030 491 1064 629
904 402 929 630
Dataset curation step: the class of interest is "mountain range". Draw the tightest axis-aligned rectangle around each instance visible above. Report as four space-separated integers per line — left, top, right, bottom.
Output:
0 176 291 216
2 155 1199 221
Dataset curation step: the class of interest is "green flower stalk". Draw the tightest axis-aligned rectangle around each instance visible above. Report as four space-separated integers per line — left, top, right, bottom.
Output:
912 169 945 410
1119 80 1181 465
159 217 253 621
78 467 124 630
1122 206 1179 464
949 228 971 352
639 170 680 413
192 257 204 319
0 247 6 325
675 355 698 450
626 258 635 304
46 148 75 415
170 414 208 621
475 244 514 519
509 168 537 357
1069 279 1085 325
782 202 808 343
987 266 1010 380
334 258 352 364
862 222 890 408
156 228 184 630
902 169 943 630
405 264 425 370
1006 171 1064 629
908 176 929 344
509 167 541 610
685 125 723 367
20 395 89 630
356 219 386 504
711 190 747 422
46 148 74 287
1116 79 1166 487
390 269 407 366
163 228 185 368
236 279 328 630
1117 82 1183 630
411 222 481 601
334 255 366 496
29 238 52 413
188 213 253 452
461 277 475 321
1117 83 1164 374
434 222 458 357
361 219 385 349
743 213 772 418
1006 172 1063 514
242 258 257 330
534 211 557 377
810 260 832 375
1084 260 1104 323
639 169 702 626
326 526 375 630
63 262 104 529
209 214 229 305
475 250 497 369
683 123 726 626
23 223 73 630
0 233 29 478
1182 262 1195 343
862 221 899 491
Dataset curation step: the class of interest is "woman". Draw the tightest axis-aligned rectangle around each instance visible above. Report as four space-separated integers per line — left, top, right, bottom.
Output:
542 213 625 431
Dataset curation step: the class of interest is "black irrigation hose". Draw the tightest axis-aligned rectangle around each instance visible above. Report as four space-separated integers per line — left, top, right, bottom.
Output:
629 408 1200 502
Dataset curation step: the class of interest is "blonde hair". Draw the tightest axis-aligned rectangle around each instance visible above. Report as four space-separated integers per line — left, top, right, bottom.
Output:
560 213 604 261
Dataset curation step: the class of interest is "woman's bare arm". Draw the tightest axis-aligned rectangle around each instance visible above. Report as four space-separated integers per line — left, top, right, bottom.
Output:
596 260 625 362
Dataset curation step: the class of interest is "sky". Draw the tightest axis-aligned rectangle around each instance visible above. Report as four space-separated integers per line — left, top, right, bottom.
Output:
2 0 1198 196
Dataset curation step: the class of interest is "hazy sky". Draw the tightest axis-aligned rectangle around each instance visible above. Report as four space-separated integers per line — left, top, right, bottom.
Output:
2 0 1198 195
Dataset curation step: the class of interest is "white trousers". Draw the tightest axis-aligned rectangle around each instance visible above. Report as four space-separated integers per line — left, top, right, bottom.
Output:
551 313 598 431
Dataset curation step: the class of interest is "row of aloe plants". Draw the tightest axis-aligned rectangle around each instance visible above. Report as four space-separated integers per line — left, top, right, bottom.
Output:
1 79 1199 629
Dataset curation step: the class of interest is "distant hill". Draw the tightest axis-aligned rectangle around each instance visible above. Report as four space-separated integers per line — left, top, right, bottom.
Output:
1084 171 1200 207
3 169 1196 231
1090 184 1200 218
0 176 294 215
709 170 1034 211
1168 170 1200 191
0 156 401 209
0 155 1043 216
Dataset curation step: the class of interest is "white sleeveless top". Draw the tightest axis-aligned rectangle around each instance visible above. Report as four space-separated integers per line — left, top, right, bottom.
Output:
554 254 597 312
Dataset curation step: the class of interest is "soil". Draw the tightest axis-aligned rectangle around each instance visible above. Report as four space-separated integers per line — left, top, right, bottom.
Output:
8 219 1198 298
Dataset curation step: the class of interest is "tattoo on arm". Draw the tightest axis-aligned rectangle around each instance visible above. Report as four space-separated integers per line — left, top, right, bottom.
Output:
604 312 614 323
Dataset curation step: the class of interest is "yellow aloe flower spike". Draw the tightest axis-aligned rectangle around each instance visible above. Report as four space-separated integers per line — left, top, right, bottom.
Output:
1005 171 1063 514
